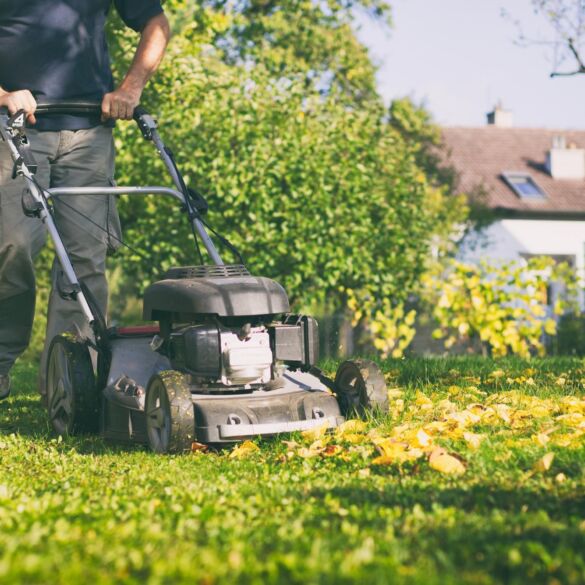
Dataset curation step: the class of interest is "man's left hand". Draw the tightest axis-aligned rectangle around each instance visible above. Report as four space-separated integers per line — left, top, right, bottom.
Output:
101 87 141 121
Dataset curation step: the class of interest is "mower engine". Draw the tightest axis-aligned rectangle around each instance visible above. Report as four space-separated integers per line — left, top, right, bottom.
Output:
170 324 273 386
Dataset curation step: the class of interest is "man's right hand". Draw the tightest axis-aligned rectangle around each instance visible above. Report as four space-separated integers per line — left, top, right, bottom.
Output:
0 89 37 124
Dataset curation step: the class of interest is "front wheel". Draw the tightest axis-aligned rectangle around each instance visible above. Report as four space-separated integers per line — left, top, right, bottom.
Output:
334 359 388 417
46 335 98 436
145 371 195 453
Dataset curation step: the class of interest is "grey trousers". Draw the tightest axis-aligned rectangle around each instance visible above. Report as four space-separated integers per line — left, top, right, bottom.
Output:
0 126 120 393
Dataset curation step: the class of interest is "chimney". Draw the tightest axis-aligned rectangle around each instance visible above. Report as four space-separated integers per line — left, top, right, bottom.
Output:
546 136 585 180
486 103 513 127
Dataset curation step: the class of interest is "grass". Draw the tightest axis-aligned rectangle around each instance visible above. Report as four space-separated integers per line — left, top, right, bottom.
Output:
0 357 584 585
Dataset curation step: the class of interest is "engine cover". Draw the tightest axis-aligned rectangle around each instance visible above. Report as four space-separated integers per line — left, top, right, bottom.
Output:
143 267 290 320
219 328 272 386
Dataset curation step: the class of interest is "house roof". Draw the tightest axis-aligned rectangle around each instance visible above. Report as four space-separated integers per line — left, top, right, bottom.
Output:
441 126 585 217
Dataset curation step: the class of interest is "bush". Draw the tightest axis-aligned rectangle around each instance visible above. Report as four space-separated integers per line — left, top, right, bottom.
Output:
423 257 580 358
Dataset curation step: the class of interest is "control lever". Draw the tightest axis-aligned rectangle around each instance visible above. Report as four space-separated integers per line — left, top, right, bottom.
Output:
4 109 38 175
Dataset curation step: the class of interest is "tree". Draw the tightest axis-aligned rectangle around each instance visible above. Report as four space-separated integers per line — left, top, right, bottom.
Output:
507 0 585 77
101 0 467 355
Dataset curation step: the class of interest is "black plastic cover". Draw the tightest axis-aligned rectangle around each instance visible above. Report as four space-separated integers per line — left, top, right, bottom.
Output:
143 276 290 319
272 315 319 368
170 324 221 377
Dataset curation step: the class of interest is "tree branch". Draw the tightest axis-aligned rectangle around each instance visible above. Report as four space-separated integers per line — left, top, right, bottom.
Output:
550 37 585 76
567 37 585 69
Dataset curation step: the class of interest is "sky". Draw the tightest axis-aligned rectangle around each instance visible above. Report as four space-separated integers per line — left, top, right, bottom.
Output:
355 0 585 129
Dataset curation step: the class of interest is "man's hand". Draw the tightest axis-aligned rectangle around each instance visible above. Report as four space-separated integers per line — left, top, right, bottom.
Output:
102 13 170 122
101 86 141 121
0 89 37 124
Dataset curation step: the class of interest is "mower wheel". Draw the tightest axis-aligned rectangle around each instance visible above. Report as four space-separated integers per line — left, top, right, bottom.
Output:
334 359 388 417
46 335 99 436
145 371 195 453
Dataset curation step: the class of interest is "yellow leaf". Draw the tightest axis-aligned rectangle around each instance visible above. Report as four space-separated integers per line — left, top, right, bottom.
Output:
494 404 511 424
428 448 466 475
297 447 320 459
341 433 367 444
463 432 484 450
373 438 424 463
533 452 555 473
371 455 395 466
532 433 550 447
415 391 433 406
412 429 433 449
301 421 331 441
336 419 368 435
229 440 259 459
555 472 567 483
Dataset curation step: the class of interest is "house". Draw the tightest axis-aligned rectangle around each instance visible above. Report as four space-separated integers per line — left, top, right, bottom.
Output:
441 106 585 300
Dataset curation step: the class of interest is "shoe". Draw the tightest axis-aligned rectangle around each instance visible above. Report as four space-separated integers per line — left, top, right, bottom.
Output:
0 374 10 401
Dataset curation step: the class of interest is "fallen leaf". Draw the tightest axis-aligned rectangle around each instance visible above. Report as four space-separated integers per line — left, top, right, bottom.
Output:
229 440 259 459
323 445 342 457
371 455 395 466
532 433 550 447
191 441 209 453
463 431 484 450
413 429 433 449
428 448 466 475
555 473 567 483
297 447 321 458
341 433 367 444
533 452 555 473
373 438 424 463
282 440 299 449
301 421 331 441
336 419 368 435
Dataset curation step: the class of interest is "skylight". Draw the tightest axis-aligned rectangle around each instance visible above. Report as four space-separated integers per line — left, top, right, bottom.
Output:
502 172 547 200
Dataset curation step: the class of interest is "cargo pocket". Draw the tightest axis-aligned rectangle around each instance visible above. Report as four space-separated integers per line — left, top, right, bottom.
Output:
106 177 123 255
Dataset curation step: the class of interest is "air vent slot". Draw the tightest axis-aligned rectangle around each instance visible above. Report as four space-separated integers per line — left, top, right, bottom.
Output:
163 265 251 279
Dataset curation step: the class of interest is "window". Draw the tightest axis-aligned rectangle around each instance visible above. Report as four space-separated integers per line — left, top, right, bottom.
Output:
502 172 547 200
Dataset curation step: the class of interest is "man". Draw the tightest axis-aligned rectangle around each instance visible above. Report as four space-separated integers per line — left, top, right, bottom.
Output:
0 1 171 400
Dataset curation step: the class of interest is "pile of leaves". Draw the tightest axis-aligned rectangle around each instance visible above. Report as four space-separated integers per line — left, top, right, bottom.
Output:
227 366 585 481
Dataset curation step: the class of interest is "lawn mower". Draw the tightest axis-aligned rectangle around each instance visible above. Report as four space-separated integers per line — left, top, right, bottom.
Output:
0 101 388 452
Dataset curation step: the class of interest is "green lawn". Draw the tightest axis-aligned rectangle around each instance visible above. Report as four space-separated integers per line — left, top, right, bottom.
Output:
0 357 584 585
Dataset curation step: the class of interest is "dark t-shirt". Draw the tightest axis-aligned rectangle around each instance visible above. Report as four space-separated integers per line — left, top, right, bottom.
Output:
0 0 163 130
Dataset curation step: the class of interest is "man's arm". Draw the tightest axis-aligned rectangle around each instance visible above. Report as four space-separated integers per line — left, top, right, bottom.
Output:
102 12 171 121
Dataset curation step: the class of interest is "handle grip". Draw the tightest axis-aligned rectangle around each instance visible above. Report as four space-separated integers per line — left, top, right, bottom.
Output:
32 100 155 139
35 99 151 123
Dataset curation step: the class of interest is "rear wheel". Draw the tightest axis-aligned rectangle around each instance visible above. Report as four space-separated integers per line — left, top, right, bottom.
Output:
145 371 195 453
334 359 388 417
46 335 98 436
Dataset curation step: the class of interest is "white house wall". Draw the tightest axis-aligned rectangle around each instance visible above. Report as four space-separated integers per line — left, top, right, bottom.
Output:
459 218 585 305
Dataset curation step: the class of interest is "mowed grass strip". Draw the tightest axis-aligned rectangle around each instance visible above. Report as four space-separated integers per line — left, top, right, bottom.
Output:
0 358 584 585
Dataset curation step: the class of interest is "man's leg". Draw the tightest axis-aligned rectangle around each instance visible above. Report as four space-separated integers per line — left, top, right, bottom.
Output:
39 126 119 396
0 131 57 387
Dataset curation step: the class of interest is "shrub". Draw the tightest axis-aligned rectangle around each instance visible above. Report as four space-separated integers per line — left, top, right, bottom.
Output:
423 257 580 358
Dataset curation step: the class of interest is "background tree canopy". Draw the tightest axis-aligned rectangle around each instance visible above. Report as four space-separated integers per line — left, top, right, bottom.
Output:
104 0 465 331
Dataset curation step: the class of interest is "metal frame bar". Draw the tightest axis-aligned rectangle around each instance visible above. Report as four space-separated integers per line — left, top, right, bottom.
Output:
47 186 222 261
0 103 226 329
0 117 95 324
218 416 338 439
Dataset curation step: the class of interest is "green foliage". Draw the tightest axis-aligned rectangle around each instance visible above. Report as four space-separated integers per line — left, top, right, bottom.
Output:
104 0 466 326
1 357 584 584
555 312 585 356
423 257 580 358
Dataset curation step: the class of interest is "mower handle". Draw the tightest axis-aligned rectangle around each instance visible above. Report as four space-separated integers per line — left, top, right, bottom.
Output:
34 99 148 124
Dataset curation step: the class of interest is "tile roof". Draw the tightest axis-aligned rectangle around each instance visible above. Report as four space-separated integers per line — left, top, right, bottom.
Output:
441 126 585 216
